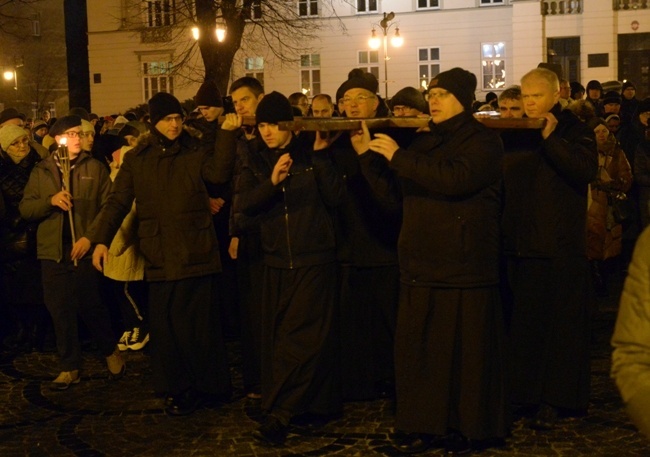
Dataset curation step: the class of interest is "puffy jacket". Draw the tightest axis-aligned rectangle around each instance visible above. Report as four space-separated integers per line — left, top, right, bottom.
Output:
19 151 111 261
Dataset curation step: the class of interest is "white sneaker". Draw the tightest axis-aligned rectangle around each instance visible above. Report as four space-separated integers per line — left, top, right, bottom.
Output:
117 331 132 351
128 327 149 351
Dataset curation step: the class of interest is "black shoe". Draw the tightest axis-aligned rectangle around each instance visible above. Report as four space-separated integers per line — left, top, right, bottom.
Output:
252 415 288 446
444 433 472 455
529 403 559 431
165 389 201 416
395 433 434 454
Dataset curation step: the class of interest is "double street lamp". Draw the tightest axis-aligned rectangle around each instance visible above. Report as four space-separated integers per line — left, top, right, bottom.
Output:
368 12 403 99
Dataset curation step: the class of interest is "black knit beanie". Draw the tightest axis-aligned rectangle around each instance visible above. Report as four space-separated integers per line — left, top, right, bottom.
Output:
49 115 82 137
390 86 427 113
602 91 622 106
622 81 636 92
428 67 477 111
255 91 294 124
194 80 223 107
149 92 184 126
338 69 379 96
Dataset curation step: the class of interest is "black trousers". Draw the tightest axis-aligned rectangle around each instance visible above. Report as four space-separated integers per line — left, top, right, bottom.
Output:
148 275 231 396
41 256 115 371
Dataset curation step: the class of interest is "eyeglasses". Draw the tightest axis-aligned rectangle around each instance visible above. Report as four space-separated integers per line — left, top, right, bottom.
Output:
341 95 376 105
9 137 29 148
63 130 82 138
161 115 183 123
392 106 410 113
426 91 452 101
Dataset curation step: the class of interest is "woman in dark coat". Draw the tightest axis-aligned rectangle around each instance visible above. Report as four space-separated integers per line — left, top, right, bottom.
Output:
363 68 508 455
0 124 47 350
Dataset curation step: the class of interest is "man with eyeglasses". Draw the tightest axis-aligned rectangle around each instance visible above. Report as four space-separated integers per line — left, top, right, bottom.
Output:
88 92 232 416
328 69 411 403
363 67 508 454
19 115 124 390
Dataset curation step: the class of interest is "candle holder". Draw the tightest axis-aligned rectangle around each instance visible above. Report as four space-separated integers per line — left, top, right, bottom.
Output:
57 137 77 267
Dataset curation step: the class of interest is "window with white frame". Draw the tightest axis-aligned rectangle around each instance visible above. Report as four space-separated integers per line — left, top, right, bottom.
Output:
418 47 441 91
480 0 505 5
357 0 378 13
142 61 173 101
245 57 264 87
244 0 262 20
417 0 440 9
300 54 321 96
144 0 176 27
481 42 506 89
358 51 379 80
299 0 318 17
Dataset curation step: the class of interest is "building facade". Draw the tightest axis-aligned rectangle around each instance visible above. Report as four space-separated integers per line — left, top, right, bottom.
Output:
86 0 650 115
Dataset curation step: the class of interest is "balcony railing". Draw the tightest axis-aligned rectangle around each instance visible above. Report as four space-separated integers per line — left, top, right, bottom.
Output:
613 0 648 10
541 1 582 15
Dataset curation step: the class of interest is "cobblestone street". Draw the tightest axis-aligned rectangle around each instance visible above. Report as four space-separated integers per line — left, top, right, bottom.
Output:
1 273 649 456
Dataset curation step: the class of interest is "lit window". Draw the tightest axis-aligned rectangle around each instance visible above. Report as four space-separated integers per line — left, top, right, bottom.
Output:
245 57 264 87
481 42 506 90
143 61 174 101
418 47 441 91
300 54 321 96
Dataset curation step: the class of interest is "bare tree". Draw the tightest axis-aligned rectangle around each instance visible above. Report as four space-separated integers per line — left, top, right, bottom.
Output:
126 0 344 94
0 0 67 115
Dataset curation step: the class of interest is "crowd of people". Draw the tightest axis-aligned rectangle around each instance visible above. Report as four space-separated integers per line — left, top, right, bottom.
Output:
1 65 650 454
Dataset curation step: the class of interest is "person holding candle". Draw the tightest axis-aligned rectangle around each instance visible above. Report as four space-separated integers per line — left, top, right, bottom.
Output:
19 115 124 390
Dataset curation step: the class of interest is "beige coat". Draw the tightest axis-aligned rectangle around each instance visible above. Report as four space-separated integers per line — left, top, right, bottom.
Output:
103 146 145 282
586 136 632 260
612 226 650 437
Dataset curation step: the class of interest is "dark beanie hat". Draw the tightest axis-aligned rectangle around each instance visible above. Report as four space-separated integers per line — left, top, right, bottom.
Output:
428 67 477 111
49 115 82 137
148 92 184 126
0 107 25 125
255 91 294 124
339 69 379 96
602 91 622 106
68 107 90 121
622 81 636 92
586 80 602 92
390 87 427 113
194 80 223 107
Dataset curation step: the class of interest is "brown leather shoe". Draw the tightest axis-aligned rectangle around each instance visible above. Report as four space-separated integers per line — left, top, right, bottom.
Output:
50 370 80 390
106 347 126 380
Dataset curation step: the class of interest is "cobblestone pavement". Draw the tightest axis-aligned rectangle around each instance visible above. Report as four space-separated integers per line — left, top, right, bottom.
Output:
1 277 649 456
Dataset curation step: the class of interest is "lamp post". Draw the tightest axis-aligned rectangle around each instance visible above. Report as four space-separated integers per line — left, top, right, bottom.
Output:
369 12 403 99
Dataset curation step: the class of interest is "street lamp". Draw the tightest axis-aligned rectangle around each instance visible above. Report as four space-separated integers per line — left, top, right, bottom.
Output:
3 69 17 91
191 20 226 43
369 11 403 99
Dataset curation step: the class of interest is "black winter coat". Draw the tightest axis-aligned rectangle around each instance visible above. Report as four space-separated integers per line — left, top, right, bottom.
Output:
388 111 504 287
88 128 230 281
501 104 598 258
238 134 343 269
